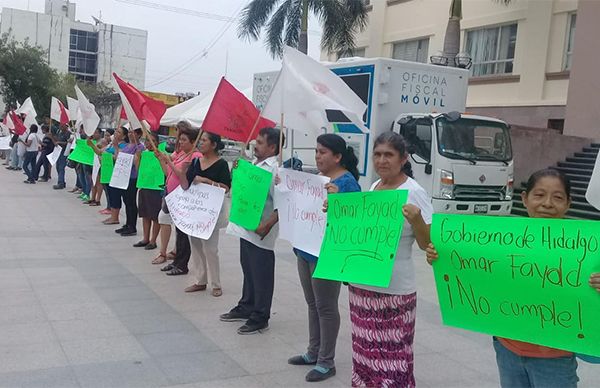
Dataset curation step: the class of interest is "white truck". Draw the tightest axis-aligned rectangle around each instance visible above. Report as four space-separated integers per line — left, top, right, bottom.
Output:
253 57 514 215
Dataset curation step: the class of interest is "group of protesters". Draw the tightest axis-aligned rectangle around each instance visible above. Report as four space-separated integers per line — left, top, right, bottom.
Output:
2 110 600 387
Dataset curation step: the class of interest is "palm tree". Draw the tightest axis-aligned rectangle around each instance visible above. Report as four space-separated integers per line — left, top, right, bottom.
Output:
238 0 368 58
442 0 512 67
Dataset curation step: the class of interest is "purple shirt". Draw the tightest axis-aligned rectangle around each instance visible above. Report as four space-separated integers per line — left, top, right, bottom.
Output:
122 143 145 179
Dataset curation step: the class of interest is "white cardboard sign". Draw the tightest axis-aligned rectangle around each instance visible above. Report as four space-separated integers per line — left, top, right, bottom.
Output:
109 152 134 189
274 168 329 257
165 183 226 240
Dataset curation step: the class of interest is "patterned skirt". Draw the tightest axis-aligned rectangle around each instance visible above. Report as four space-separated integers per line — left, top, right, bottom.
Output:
349 286 417 388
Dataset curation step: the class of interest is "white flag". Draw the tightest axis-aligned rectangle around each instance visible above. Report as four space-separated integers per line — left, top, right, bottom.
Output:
586 155 600 211
74 85 100 136
66 96 79 120
15 97 38 129
262 46 368 135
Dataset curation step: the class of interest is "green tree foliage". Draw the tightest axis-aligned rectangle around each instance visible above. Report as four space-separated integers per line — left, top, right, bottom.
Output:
0 33 114 120
238 0 368 58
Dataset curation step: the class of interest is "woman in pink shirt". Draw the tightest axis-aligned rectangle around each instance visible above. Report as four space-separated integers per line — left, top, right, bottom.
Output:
153 122 201 272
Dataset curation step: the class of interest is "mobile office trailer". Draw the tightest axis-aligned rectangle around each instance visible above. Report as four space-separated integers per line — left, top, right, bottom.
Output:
253 57 513 215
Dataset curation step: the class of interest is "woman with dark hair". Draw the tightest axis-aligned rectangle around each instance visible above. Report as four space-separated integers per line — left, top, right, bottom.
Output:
287 133 361 382
133 131 163 250
156 123 201 274
115 127 145 236
346 131 431 387
89 126 129 225
182 132 231 296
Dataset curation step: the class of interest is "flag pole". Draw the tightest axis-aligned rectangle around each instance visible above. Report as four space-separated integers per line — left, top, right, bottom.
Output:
140 121 158 150
278 113 285 166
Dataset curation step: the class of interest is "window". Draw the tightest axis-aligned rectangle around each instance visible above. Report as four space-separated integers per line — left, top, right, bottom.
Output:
465 23 517 77
69 29 98 53
564 13 576 70
337 47 366 60
68 52 98 79
399 118 433 162
392 38 429 63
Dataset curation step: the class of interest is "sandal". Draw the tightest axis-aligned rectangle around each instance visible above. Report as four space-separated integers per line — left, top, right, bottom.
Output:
89 201 101 206
152 253 167 265
102 219 120 225
166 251 176 261
212 288 223 297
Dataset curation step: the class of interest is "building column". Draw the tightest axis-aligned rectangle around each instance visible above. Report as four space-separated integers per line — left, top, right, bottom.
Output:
564 0 600 139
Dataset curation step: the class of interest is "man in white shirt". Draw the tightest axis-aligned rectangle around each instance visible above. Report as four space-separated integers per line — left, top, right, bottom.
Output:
221 127 284 335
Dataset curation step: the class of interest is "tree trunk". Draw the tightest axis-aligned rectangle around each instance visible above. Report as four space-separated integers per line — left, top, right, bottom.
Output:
298 0 309 54
442 0 462 67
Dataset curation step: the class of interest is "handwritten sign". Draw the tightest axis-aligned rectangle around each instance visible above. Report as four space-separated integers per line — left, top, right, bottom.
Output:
46 145 63 166
229 159 273 231
431 214 600 357
313 190 409 287
67 139 95 166
274 168 329 257
100 152 114 184
137 151 164 190
109 152 134 189
165 184 226 239
92 155 100 185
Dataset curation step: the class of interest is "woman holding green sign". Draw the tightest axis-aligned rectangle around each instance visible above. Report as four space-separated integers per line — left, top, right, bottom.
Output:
285 134 361 383
348 132 432 387
426 168 600 388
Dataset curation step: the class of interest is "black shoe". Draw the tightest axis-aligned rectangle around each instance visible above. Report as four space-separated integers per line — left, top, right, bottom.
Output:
115 226 127 234
144 243 157 250
133 240 149 248
237 320 268 335
39 178 48 182
121 229 137 237
288 355 317 366
160 264 174 272
166 267 188 276
219 308 250 322
53 184 65 190
305 367 336 382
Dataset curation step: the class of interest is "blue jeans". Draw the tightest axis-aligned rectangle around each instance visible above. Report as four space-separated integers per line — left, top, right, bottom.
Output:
76 166 90 195
493 338 578 388
22 151 38 181
56 154 67 185
10 146 22 168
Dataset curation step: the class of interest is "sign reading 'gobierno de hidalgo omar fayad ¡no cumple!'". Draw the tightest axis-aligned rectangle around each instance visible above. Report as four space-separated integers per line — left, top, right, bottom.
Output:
431 214 600 357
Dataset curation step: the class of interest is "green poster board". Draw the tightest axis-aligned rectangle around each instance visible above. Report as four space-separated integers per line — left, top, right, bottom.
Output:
229 159 273 231
100 152 114 184
158 142 171 154
313 190 409 287
67 139 95 166
431 214 600 357
136 151 165 190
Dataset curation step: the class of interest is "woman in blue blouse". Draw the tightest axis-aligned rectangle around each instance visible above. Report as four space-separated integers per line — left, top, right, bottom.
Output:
287 133 361 382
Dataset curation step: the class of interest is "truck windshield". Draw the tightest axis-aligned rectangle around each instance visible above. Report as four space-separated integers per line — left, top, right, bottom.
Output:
436 117 512 162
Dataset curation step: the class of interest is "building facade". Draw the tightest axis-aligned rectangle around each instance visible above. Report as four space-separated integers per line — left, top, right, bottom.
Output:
322 0 581 133
0 0 147 88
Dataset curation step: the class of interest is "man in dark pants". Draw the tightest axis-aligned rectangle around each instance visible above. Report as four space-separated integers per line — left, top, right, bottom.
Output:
34 124 54 181
220 127 283 335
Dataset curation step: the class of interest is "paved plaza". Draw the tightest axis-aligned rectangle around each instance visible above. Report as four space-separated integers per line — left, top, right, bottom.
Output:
0 167 598 388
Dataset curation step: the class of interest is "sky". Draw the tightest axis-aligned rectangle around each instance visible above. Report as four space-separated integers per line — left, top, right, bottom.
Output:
0 0 324 95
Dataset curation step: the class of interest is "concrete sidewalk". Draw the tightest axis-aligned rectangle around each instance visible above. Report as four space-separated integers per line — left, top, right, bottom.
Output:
0 167 597 387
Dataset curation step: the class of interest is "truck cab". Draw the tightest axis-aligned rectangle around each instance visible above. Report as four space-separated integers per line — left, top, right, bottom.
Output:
393 112 514 215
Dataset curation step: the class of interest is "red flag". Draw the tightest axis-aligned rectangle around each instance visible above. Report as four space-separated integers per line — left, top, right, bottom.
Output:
10 111 27 135
201 77 275 142
113 73 166 131
120 105 127 120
